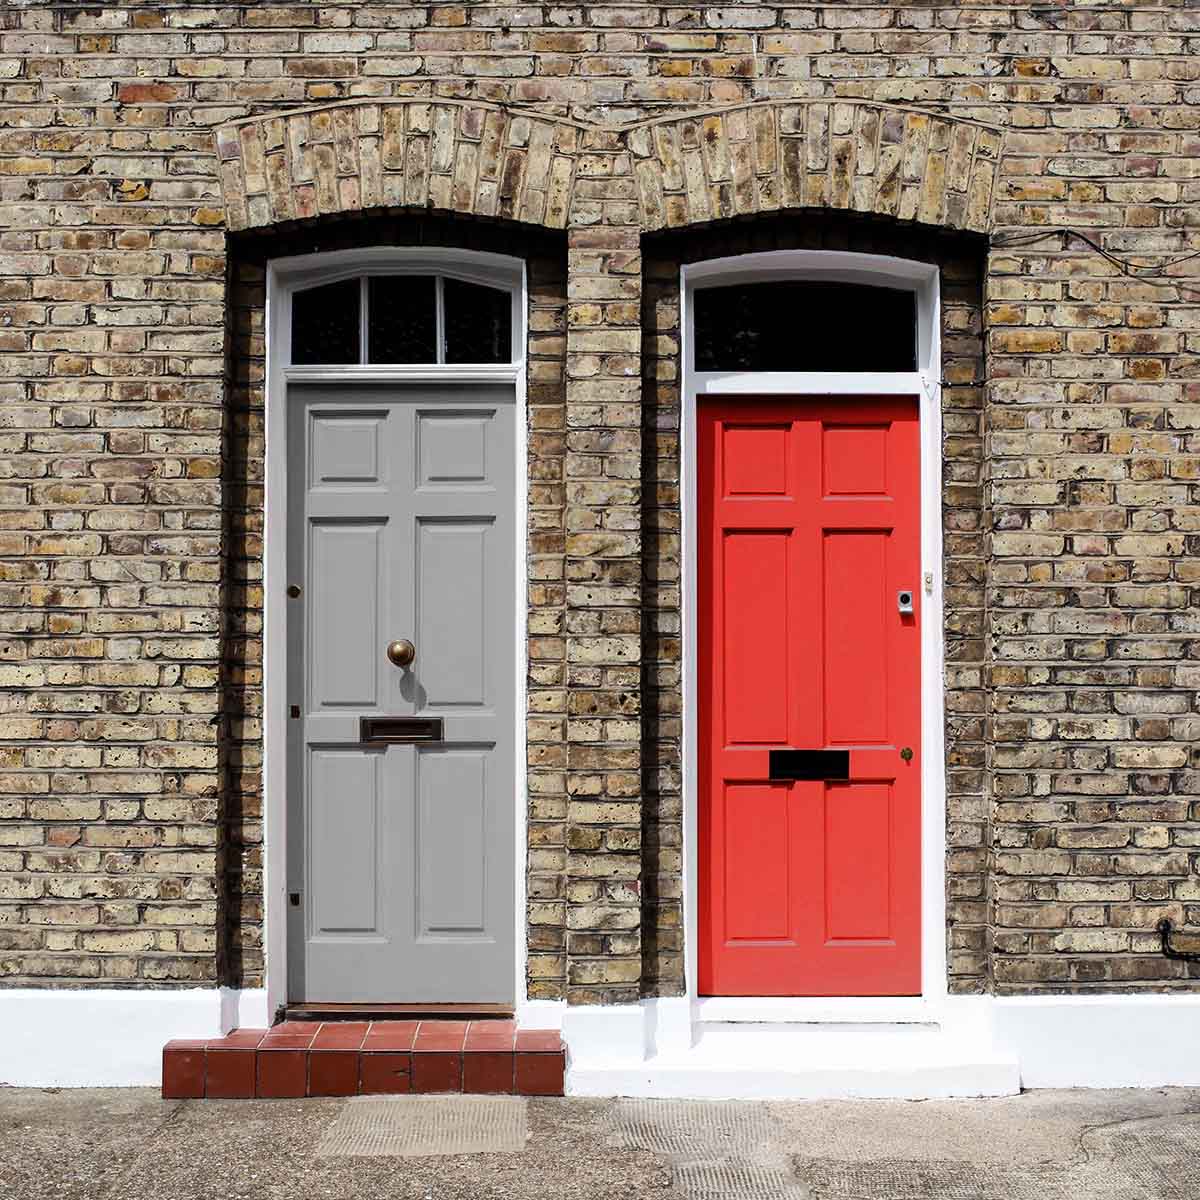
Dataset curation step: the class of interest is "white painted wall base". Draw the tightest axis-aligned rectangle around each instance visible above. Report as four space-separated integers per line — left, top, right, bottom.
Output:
992 995 1200 1089
221 985 272 1033
516 998 566 1031
563 994 1200 1100
0 988 266 1088
6 987 1200 1094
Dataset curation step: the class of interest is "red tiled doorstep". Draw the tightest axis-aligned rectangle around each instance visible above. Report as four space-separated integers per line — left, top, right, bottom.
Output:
312 1021 369 1050
359 1052 412 1095
516 1050 565 1097
261 1020 319 1048
464 1051 515 1094
160 1020 565 1099
413 1020 469 1052
162 1040 206 1100
258 1032 315 1049
466 1019 517 1051
308 1049 359 1097
220 1028 268 1050
206 1048 258 1099
516 1028 564 1053
276 1020 321 1034
412 1051 463 1093
362 1020 418 1051
257 1048 307 1099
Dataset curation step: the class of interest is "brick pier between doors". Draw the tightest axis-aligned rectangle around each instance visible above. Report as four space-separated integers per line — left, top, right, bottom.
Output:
162 1021 565 1100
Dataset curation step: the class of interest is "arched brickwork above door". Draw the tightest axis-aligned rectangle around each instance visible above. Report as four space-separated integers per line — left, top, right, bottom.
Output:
212 99 585 232
213 99 1003 237
627 101 1002 235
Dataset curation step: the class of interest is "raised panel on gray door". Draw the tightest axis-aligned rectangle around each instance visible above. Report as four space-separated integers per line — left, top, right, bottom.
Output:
287 383 516 1002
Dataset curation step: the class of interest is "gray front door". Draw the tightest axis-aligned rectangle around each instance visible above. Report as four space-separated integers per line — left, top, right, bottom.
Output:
286 383 516 1003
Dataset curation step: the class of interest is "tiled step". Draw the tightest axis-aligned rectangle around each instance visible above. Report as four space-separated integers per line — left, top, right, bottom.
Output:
162 1020 564 1100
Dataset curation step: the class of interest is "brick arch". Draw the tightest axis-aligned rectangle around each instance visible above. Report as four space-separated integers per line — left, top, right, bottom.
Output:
626 100 1003 235
212 99 586 232
214 98 1003 238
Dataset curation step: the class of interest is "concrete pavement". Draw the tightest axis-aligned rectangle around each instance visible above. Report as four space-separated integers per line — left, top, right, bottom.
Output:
1 1086 1197 1199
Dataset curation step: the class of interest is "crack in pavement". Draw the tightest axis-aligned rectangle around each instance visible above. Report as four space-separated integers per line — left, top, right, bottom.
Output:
796 1111 1200 1200
99 1098 187 1200
601 1100 1200 1200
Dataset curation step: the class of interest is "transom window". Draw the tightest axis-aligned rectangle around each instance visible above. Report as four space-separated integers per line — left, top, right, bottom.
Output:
694 280 917 373
290 273 513 366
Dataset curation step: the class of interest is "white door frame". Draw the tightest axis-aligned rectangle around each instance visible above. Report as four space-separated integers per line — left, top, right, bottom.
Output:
680 249 949 1023
262 246 528 1019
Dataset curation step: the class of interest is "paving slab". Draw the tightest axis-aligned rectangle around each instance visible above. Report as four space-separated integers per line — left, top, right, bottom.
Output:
605 1099 805 1200
317 1095 528 1157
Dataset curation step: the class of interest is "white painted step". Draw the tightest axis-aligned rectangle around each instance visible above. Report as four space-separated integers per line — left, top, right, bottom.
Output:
567 1022 1020 1100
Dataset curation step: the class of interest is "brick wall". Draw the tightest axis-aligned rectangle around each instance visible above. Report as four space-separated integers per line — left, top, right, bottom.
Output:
1 2 1198 997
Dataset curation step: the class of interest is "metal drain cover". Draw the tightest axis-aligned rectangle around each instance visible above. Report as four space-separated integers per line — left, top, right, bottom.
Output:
317 1096 528 1158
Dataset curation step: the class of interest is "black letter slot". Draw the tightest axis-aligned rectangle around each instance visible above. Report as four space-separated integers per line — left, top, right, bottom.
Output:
768 749 850 781
360 716 444 744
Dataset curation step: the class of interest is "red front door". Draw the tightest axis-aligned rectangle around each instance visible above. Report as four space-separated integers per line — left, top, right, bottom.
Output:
698 395 921 996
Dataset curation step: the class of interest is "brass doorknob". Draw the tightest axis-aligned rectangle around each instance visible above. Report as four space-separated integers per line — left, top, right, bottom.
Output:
386 639 416 668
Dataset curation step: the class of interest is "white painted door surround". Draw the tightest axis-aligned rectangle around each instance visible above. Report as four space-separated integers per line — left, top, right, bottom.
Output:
262 248 529 1017
684 250 948 1022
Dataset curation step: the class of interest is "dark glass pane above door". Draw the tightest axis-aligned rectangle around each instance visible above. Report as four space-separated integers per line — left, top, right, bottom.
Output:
289 271 515 366
694 281 917 372
444 278 512 364
368 275 437 364
291 279 361 365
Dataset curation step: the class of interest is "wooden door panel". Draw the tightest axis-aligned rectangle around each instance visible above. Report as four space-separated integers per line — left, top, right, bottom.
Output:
722 780 794 942
824 781 892 940
416 518 492 706
722 422 790 495
417 747 489 937
288 384 517 1004
722 531 791 745
823 530 889 742
307 521 384 710
308 748 380 935
699 395 921 997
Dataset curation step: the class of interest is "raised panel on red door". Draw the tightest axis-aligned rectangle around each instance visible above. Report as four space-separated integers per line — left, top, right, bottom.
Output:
698 395 921 996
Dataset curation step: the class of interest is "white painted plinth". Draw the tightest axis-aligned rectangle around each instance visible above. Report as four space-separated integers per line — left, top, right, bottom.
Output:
0 988 267 1088
6 987 1200 1095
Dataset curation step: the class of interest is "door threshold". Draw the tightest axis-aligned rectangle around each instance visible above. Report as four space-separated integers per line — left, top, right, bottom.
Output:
285 1002 515 1023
